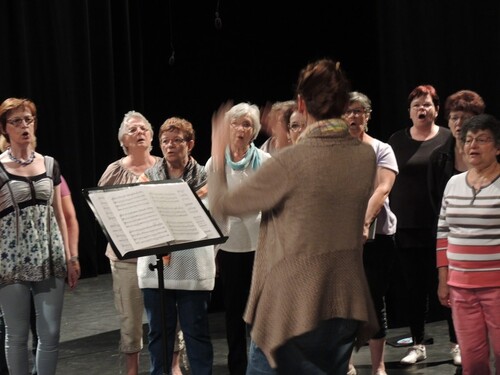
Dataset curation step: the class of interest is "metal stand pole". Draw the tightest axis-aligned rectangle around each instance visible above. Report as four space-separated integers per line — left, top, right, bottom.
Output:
149 253 170 375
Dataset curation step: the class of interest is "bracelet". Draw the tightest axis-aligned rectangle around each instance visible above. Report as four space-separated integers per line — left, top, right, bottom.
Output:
70 256 79 262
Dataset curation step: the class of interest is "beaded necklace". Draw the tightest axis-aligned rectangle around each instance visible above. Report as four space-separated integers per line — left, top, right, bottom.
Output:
7 148 36 166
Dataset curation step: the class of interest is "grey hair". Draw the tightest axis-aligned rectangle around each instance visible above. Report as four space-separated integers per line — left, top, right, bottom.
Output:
225 102 261 141
118 111 153 155
349 91 372 132
349 91 372 113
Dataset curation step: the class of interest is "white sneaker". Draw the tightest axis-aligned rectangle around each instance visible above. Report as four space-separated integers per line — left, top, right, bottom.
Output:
347 364 357 375
451 344 461 366
400 344 427 365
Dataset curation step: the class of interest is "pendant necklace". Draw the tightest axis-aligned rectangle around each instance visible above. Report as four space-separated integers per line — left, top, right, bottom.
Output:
7 148 35 166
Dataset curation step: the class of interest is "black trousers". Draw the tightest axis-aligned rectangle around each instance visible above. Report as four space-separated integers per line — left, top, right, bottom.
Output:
217 250 255 375
393 228 437 345
274 318 359 375
363 234 396 339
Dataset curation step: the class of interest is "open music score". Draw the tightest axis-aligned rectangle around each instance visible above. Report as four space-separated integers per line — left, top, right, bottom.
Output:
83 179 227 259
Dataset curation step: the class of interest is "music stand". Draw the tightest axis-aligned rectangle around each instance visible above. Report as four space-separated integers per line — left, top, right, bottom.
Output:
83 179 228 374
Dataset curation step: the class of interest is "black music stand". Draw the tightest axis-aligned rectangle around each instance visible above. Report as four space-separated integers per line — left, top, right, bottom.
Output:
83 179 228 374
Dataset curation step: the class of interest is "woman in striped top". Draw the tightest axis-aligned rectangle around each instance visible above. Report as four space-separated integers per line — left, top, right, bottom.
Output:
436 113 500 375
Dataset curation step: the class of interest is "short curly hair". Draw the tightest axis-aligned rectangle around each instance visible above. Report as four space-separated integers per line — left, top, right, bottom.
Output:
444 90 485 119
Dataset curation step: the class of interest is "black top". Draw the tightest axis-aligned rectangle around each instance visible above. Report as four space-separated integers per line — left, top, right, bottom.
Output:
388 126 452 233
427 135 459 217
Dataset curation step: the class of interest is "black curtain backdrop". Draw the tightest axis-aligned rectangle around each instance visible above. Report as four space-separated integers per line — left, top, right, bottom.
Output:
1 0 499 285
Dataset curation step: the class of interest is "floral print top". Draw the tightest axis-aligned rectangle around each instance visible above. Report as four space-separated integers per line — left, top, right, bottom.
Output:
0 157 66 283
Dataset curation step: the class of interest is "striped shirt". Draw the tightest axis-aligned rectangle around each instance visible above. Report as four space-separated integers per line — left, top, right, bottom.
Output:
436 171 500 289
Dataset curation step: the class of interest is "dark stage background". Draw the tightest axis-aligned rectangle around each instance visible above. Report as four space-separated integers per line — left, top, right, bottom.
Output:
1 0 499 324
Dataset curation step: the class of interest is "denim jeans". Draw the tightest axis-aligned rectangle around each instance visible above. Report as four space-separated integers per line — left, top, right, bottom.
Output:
142 288 213 375
246 318 359 375
246 341 276 375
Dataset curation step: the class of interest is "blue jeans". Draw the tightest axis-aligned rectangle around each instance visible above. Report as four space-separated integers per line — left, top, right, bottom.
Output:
142 288 213 375
247 318 359 375
246 341 276 375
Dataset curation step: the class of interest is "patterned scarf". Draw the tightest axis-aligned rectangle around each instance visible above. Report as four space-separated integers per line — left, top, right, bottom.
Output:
225 142 261 171
297 118 349 143
145 156 207 191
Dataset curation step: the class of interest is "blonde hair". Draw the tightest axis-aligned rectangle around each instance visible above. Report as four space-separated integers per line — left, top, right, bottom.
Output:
0 134 37 152
0 135 8 152
0 98 38 143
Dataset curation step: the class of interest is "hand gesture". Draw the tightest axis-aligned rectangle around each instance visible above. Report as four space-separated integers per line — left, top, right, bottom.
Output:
259 101 274 137
211 101 233 171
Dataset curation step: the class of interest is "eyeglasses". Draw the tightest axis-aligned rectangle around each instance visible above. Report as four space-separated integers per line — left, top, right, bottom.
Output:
344 108 366 117
449 115 472 124
289 122 306 133
127 125 149 135
230 121 253 130
6 115 36 127
463 136 494 146
161 138 186 146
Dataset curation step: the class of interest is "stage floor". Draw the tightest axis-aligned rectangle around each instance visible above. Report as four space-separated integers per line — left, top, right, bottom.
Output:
56 274 471 374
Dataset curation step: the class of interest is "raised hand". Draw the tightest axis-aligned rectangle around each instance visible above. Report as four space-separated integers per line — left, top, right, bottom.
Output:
259 101 274 137
211 101 233 171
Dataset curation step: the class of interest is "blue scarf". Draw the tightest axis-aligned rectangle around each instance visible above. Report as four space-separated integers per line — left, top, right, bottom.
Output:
225 143 261 171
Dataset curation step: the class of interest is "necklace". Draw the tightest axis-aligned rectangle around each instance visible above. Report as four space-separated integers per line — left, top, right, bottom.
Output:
7 148 35 166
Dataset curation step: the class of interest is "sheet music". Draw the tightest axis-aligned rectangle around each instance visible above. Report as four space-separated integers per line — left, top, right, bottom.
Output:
86 181 224 258
89 188 174 253
88 192 135 256
146 187 206 241
176 186 221 238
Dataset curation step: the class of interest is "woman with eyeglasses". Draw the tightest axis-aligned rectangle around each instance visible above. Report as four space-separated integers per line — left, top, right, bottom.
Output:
98 111 163 375
387 85 451 366
0 132 80 375
205 103 271 375
436 114 500 374
137 117 215 375
343 92 398 375
281 102 307 145
427 90 485 367
0 98 79 375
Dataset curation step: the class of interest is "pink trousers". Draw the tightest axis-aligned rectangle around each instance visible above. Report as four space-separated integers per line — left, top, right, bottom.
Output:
450 286 500 375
